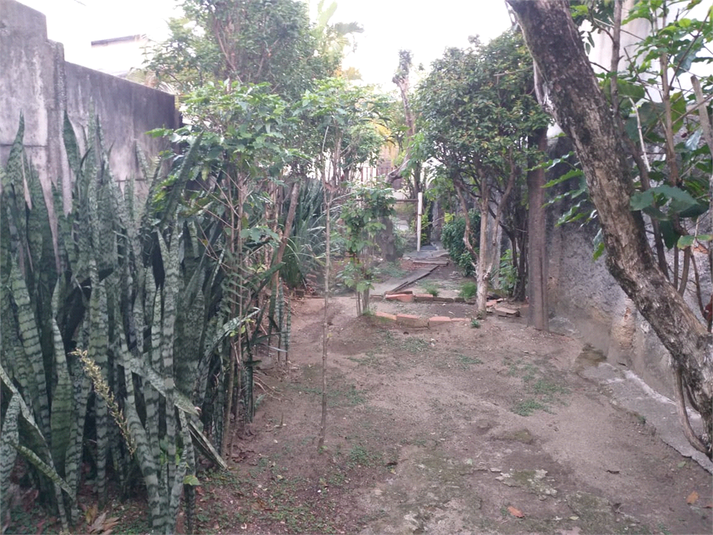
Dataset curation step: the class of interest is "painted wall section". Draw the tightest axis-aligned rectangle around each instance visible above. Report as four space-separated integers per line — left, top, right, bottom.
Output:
0 0 178 211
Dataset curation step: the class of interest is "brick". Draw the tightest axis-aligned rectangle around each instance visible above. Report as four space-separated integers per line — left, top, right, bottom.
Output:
385 293 414 302
414 294 435 302
450 318 469 322
374 311 397 322
396 314 428 328
428 316 452 327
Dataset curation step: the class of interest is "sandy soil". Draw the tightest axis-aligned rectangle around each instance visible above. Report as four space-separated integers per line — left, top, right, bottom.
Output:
191 265 712 535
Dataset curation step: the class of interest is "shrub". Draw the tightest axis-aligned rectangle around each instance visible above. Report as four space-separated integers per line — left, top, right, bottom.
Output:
498 248 518 296
441 210 480 275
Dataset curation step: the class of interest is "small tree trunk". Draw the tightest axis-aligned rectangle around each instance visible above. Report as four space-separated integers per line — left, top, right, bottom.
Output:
476 185 491 314
527 127 549 331
318 186 330 451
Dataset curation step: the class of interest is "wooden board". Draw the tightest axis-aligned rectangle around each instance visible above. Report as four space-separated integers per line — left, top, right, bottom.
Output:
372 266 438 297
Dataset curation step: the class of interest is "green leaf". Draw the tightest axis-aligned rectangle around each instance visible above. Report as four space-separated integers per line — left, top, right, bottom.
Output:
677 235 695 248
630 190 655 211
183 474 200 486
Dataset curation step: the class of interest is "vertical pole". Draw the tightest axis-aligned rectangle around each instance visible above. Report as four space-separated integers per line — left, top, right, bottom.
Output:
417 192 423 252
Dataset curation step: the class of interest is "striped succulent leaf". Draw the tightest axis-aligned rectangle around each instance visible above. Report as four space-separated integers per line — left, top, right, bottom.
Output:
8 262 50 440
0 361 73 523
0 395 21 512
50 281 73 476
158 232 179 495
88 261 109 502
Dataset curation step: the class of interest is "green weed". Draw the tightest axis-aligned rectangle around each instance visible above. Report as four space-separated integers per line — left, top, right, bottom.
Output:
460 281 478 300
402 337 430 354
457 354 483 367
512 399 548 416
421 282 440 297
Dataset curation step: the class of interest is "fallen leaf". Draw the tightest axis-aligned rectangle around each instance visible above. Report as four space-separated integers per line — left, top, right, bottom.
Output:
704 503 713 509
686 491 699 504
508 506 524 518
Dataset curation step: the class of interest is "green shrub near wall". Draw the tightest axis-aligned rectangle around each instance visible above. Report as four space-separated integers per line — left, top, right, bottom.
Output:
441 210 480 276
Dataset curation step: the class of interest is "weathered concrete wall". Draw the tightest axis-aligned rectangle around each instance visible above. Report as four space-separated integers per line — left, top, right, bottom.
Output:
545 139 711 400
547 219 676 398
0 0 178 208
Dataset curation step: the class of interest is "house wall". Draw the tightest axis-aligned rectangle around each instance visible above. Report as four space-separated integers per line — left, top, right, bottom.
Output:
0 0 178 211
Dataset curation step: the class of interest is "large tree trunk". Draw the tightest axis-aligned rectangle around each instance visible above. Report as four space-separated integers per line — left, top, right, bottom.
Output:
527 127 549 331
507 0 711 457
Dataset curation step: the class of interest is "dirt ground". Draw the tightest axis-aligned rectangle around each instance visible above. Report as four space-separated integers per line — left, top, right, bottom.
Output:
190 265 712 535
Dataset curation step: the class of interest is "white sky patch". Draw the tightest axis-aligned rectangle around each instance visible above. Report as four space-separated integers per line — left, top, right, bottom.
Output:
18 0 512 86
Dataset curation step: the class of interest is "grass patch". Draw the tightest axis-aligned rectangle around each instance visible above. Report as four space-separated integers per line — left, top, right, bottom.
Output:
460 281 478 300
457 353 483 367
377 261 408 280
346 444 383 468
506 358 570 416
402 337 431 354
421 282 440 297
512 398 548 416
292 384 367 407
347 350 383 367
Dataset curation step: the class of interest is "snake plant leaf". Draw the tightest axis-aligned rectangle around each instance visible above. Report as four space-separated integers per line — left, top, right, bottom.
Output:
3 116 30 270
0 361 73 505
158 231 179 490
88 262 109 502
205 309 261 358
0 395 21 510
9 261 51 439
187 419 228 470
63 113 82 178
155 133 203 230
50 281 73 476
123 356 198 416
64 364 91 499
8 442 73 499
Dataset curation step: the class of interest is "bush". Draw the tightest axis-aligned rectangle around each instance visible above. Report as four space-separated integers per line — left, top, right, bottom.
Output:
441 210 481 275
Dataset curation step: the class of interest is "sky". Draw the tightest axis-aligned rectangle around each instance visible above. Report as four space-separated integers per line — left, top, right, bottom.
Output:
19 0 513 88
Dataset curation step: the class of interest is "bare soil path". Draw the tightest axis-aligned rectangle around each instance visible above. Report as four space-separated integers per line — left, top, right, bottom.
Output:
192 266 712 535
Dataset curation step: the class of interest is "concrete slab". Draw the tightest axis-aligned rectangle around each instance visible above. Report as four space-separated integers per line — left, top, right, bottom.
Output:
428 316 452 327
582 363 713 473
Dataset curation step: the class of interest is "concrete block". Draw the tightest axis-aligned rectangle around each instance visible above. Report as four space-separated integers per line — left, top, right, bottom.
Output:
428 316 452 327
396 314 428 328
374 311 397 322
494 305 520 317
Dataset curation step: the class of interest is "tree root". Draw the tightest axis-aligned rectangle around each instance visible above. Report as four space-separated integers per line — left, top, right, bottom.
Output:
673 367 710 458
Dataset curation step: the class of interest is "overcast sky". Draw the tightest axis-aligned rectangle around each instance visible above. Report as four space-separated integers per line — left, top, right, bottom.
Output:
19 0 513 88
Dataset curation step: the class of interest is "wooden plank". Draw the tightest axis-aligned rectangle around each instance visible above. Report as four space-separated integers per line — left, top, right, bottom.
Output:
372 266 438 297
412 259 449 266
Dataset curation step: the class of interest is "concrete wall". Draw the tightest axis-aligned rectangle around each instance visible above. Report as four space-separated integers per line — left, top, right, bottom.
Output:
0 0 178 210
544 139 711 400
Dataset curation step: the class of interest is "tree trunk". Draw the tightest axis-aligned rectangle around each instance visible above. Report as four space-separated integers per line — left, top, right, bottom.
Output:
476 183 491 314
527 127 549 331
507 0 712 457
